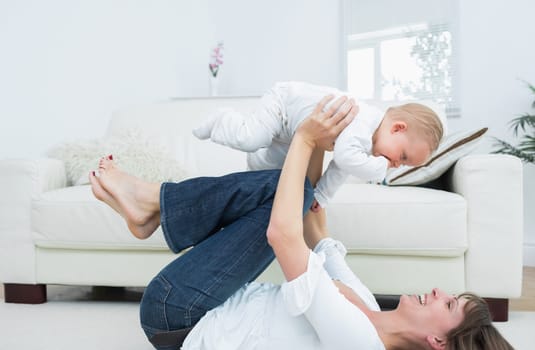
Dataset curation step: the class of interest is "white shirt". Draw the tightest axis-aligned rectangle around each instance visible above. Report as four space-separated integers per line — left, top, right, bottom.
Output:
193 81 389 208
274 82 389 208
314 100 387 207
181 238 385 350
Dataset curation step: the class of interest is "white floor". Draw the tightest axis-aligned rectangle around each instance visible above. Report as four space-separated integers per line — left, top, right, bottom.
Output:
0 286 534 350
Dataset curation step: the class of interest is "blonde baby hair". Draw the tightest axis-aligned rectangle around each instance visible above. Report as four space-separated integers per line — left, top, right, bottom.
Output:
387 103 444 152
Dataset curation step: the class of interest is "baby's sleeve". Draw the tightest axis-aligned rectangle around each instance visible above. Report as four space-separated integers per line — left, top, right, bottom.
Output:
313 238 380 311
314 124 388 207
314 160 348 208
332 128 389 182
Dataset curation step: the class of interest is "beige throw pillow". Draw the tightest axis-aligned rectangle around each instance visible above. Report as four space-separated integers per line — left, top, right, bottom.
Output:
384 127 488 186
47 129 188 186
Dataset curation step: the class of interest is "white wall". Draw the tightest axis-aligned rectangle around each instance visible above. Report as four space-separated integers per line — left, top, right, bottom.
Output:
454 0 535 265
208 0 342 97
0 0 341 159
0 0 212 159
1 0 534 263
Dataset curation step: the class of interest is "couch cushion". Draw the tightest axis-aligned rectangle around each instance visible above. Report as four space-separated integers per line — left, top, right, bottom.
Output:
326 183 467 257
32 183 467 257
32 186 169 250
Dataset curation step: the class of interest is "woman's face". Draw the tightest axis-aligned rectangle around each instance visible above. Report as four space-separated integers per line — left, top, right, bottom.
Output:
398 288 467 342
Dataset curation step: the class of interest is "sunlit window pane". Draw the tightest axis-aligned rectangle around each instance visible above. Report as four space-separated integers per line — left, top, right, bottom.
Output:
379 30 453 106
345 0 459 116
380 37 422 100
347 48 374 99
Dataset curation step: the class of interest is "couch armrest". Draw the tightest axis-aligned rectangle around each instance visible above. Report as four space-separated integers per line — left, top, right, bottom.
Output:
0 158 66 284
448 154 523 298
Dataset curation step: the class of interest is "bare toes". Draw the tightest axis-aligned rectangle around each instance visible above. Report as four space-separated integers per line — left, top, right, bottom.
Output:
89 171 106 201
99 155 115 170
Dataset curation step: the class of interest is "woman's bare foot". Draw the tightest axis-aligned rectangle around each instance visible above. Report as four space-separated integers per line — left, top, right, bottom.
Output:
89 170 122 215
92 156 162 239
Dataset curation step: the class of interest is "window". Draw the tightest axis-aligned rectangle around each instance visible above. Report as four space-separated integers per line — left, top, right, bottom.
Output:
344 0 460 117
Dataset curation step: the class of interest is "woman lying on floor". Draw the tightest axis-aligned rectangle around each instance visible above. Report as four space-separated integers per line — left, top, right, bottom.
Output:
90 95 512 350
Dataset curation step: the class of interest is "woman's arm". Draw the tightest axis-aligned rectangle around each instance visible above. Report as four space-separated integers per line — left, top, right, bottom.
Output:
266 95 356 281
291 125 380 311
303 208 329 250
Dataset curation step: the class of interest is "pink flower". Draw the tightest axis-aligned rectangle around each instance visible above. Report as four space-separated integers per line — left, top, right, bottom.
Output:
209 42 224 77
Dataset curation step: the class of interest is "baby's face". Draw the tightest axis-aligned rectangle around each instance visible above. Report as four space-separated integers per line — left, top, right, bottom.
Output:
373 125 431 168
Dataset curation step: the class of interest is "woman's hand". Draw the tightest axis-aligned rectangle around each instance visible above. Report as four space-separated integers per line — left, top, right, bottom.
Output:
296 95 359 151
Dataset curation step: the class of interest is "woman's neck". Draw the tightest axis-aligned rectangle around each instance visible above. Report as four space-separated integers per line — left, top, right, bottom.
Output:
332 281 420 349
333 282 415 349
367 310 417 350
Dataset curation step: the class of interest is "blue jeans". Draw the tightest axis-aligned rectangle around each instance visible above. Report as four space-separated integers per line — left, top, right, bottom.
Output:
139 170 314 349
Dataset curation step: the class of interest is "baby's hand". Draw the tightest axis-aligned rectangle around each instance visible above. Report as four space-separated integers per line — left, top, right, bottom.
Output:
310 199 322 212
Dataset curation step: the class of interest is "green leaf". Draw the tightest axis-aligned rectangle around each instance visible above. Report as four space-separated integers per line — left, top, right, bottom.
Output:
509 114 535 136
518 135 535 152
493 81 535 163
525 82 535 108
492 137 535 163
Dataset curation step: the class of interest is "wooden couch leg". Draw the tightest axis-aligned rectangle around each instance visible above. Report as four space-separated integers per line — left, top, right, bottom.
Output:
3 283 47 304
484 298 509 322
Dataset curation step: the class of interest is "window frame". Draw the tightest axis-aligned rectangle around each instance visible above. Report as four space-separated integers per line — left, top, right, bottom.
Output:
341 0 461 118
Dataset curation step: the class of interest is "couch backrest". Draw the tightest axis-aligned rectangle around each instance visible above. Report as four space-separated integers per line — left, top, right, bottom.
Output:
105 96 447 179
106 96 261 177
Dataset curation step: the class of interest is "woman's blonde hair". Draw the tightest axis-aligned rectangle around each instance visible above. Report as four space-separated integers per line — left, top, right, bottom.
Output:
387 103 444 152
446 293 514 350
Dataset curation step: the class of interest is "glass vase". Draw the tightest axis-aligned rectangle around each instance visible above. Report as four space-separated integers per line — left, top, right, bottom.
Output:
209 76 219 96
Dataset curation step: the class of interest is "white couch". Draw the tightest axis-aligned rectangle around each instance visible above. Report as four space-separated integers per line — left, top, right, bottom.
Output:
0 97 523 321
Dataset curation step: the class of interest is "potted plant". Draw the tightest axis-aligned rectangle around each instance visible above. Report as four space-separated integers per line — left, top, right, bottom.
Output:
493 82 535 163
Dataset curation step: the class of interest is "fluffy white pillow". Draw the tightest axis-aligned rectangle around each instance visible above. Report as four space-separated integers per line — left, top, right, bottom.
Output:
47 129 188 186
384 127 488 186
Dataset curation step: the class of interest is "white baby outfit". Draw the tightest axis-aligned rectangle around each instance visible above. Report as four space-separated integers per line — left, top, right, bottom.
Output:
181 238 386 350
193 81 389 208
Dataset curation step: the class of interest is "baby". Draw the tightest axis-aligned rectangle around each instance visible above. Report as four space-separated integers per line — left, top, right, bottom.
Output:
193 81 445 208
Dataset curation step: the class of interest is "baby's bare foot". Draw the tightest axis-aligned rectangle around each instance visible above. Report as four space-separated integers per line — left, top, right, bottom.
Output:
96 156 161 239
